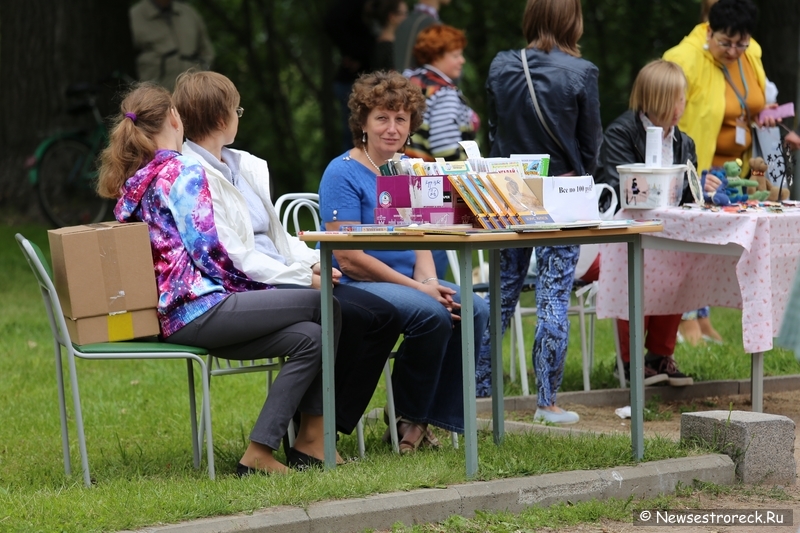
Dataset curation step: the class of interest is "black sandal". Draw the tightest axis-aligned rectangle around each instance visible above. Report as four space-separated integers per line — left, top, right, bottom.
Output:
286 447 324 470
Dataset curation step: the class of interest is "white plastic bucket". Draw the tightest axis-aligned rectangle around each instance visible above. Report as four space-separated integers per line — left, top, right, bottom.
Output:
617 164 686 209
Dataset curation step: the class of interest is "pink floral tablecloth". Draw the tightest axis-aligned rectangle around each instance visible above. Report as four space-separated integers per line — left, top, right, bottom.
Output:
597 207 800 353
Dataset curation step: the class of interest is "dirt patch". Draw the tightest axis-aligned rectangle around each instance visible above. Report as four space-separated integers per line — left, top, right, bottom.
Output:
508 389 800 532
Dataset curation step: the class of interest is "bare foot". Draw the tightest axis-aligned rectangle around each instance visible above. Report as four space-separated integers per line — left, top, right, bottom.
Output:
239 443 289 474
698 316 723 342
678 318 704 346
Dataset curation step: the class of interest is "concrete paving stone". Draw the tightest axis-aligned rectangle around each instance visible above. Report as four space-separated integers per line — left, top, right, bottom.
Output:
122 505 309 533
130 454 734 533
682 410 797 485
306 488 462 533
598 455 735 500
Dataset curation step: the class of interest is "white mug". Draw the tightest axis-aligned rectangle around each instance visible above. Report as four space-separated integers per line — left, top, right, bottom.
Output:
595 183 618 220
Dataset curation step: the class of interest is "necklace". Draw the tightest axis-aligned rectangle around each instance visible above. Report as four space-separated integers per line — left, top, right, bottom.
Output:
363 147 382 173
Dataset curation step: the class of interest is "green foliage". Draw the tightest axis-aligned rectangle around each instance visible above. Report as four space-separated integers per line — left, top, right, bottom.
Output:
0 223 694 532
189 0 706 198
3 222 797 531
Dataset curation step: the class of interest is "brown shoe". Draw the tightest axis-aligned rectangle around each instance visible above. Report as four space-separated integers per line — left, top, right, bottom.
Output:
397 419 426 454
421 427 442 449
646 353 693 387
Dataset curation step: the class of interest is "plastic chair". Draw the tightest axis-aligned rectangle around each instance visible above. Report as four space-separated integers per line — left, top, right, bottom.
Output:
512 256 599 392
274 193 320 235
16 233 215 486
448 248 598 394
276 193 458 453
447 249 530 394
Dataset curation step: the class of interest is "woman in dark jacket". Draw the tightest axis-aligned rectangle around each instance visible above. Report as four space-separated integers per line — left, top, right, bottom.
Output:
594 59 720 387
477 0 601 424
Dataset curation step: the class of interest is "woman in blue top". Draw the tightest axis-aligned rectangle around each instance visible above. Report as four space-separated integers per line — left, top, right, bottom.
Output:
318 70 489 454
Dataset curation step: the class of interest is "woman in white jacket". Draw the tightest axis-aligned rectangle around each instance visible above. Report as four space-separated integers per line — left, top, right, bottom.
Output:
173 70 403 447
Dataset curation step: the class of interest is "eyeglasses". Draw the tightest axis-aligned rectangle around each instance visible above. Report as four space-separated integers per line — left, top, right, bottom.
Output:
236 107 244 118
713 36 750 51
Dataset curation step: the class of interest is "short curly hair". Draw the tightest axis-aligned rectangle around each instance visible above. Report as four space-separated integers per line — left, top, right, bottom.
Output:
348 71 426 149
412 24 467 66
708 0 758 37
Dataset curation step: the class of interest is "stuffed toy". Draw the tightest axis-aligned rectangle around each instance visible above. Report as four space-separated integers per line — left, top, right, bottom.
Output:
701 167 730 206
722 159 759 203
747 156 788 202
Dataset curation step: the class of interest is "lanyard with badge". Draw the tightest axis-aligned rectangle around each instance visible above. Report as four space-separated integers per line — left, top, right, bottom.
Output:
721 58 749 146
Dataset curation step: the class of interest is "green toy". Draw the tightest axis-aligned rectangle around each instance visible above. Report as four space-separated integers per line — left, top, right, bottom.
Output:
722 159 767 203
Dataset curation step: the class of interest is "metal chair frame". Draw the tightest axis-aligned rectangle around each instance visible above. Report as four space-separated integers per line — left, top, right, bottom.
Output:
447 248 600 394
16 233 215 486
274 193 458 453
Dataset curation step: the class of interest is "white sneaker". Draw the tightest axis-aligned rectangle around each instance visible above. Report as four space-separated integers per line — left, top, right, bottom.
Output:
533 408 580 425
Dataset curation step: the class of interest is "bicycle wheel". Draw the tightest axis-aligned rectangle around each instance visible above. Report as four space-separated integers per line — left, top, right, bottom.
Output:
36 138 109 227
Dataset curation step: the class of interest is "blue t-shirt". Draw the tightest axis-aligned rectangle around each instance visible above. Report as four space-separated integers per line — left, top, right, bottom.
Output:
318 152 416 282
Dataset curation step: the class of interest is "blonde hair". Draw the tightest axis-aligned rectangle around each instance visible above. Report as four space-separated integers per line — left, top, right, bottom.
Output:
97 83 172 199
522 0 583 57
173 70 240 142
628 60 687 127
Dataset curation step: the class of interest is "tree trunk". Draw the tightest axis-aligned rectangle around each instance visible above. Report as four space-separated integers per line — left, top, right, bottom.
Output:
0 0 134 221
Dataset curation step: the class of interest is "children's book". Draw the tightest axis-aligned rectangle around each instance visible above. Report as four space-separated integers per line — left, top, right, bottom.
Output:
457 175 505 229
484 158 527 176
447 175 498 229
469 174 515 227
510 154 551 176
338 224 410 234
485 172 554 224
436 159 472 175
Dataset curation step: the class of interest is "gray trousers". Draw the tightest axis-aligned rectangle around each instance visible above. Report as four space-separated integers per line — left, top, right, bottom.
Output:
166 289 341 451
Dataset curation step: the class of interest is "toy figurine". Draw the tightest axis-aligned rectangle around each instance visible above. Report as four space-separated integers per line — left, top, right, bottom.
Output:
747 156 788 202
701 167 730 206
721 159 760 203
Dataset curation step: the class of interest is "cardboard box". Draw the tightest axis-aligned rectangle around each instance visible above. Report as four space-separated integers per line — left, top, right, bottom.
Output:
376 175 453 208
616 164 686 209
48 222 160 344
524 176 600 222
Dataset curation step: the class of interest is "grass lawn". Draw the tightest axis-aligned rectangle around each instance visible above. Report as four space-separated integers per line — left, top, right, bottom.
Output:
1 224 798 532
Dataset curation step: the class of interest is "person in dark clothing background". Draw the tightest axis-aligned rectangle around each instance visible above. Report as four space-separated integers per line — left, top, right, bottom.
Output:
326 0 377 152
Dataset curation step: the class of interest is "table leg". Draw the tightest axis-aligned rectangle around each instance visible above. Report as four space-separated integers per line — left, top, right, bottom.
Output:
319 244 337 469
751 352 764 412
627 236 645 460
459 245 478 478
489 249 504 444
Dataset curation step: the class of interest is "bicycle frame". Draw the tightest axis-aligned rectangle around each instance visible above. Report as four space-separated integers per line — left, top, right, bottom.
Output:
28 127 107 186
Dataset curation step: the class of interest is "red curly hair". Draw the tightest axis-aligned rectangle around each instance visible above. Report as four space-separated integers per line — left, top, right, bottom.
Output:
412 24 467 66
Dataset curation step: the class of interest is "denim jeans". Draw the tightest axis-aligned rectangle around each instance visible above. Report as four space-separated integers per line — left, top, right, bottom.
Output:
475 246 579 407
346 279 489 433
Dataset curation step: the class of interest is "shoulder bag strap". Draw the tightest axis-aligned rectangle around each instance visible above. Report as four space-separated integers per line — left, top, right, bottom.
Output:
521 49 567 154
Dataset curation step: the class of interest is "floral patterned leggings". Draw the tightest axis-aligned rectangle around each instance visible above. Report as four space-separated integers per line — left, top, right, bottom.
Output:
476 245 579 407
